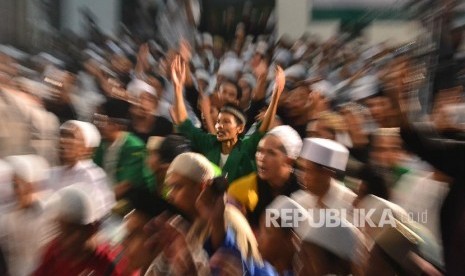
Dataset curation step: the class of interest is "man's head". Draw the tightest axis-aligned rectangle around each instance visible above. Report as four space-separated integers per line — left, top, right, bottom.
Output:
60 120 101 163
256 126 302 186
55 184 108 256
5 155 49 208
94 99 130 141
165 153 215 220
123 189 173 271
146 135 191 175
215 104 246 142
296 138 349 196
258 196 305 267
218 80 242 106
370 128 403 169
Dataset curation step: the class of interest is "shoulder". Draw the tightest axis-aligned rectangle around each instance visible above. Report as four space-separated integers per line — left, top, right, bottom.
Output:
124 133 145 147
228 173 258 195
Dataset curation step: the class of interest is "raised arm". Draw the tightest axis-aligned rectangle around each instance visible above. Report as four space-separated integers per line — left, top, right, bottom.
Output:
259 66 285 133
171 55 188 124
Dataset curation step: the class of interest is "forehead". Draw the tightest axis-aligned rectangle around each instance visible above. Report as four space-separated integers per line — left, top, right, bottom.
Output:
259 135 284 149
60 125 83 139
165 172 194 187
220 82 237 93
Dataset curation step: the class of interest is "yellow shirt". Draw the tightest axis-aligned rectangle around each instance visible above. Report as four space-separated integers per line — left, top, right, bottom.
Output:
227 173 260 212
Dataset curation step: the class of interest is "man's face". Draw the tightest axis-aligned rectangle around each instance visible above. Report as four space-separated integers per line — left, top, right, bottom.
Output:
295 158 332 195
122 211 155 271
59 126 85 166
256 216 293 264
284 87 309 119
364 96 391 125
218 82 239 105
165 173 201 219
255 135 290 185
370 135 403 169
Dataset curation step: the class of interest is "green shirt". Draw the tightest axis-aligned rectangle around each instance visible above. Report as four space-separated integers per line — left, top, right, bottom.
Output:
177 119 265 183
94 132 148 190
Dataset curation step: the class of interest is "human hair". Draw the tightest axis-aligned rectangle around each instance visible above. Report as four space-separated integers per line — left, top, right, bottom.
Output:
220 103 247 125
221 79 243 101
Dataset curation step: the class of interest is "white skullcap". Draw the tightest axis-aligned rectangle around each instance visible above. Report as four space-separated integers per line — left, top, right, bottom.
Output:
293 45 308 61
16 77 50 99
60 120 101 148
296 214 364 263
126 79 157 97
267 125 303 159
239 73 256 89
83 49 106 64
195 69 211 83
203 33 213 47
218 59 242 80
299 138 349 171
273 49 292 67
167 152 215 185
5 155 49 183
350 75 379 102
0 45 28 60
255 41 268 56
36 52 65 68
56 183 108 225
284 64 307 80
266 196 308 229
43 65 68 84
311 80 335 100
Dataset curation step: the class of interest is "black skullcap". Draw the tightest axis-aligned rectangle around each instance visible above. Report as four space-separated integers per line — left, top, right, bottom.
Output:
158 135 191 164
101 98 131 122
126 187 187 219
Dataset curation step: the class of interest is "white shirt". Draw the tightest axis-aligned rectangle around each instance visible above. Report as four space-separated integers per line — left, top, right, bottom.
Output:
49 160 115 219
292 178 356 211
219 153 229 169
0 201 56 276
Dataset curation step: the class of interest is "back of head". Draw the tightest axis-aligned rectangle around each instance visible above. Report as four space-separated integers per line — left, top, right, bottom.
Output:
167 152 215 185
158 135 191 164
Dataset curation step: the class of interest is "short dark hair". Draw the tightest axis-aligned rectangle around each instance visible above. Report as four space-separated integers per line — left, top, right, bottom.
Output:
221 79 243 101
158 135 191 164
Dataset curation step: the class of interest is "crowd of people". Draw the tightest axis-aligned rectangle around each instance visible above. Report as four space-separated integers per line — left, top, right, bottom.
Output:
0 9 464 275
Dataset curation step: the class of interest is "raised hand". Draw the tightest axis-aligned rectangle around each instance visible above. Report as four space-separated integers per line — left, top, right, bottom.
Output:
171 55 186 92
253 59 268 79
274 65 285 97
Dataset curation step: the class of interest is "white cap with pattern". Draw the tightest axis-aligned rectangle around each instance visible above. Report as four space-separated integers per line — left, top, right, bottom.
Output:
299 138 349 171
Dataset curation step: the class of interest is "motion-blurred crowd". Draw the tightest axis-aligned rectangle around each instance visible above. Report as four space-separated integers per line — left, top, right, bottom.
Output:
0 2 465 275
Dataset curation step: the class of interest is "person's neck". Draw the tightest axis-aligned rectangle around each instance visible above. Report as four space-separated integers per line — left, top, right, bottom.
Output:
292 114 308 126
268 170 292 195
313 178 331 198
133 115 154 131
221 137 238 154
64 160 80 169
108 131 125 144
271 254 294 275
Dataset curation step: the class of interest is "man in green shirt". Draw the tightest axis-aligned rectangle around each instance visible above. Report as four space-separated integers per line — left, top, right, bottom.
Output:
93 99 146 199
170 55 286 183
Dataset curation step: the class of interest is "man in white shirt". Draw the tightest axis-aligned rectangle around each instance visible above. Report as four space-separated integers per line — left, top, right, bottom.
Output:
49 120 115 218
0 155 55 276
292 138 356 212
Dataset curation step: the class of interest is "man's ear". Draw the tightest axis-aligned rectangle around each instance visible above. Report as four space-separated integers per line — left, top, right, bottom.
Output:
237 124 245 134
